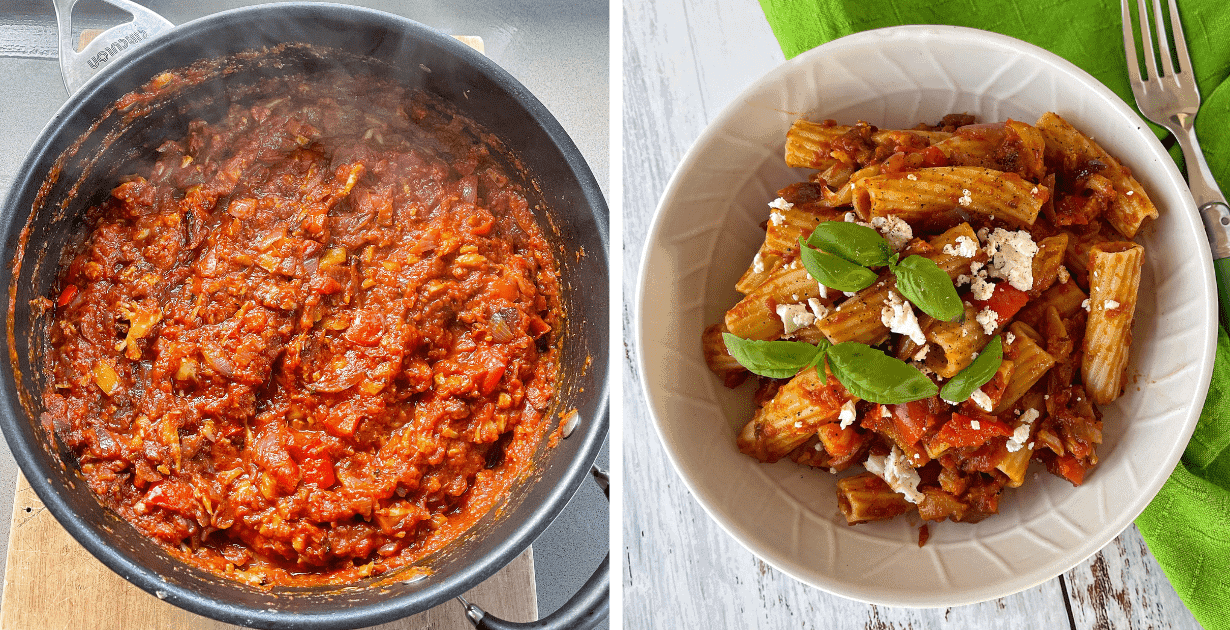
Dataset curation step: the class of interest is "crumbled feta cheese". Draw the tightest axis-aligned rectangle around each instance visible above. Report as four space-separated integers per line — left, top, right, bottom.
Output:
970 260 984 275
956 274 971 287
829 467 837 474
843 291 856 297
871 215 913 251
1005 409 1040 452
776 302 816 337
770 210 785 226
864 446 924 504
1028 442 1034 449
880 405 892 418
958 188 973 207
970 388 993 411
791 293 800 301
976 227 990 242
807 298 829 321
1057 265 1070 284
794 421 803 428
838 399 858 429
1030 186 1039 195
1126 190 1134 196
943 235 978 258
843 211 872 228
1081 299 1091 312
752 252 765 274
983 228 1038 291
907 173 918 181
817 283 828 299
814 442 823 451
768 197 793 212
976 307 998 335
1105 299 1120 310
970 275 995 301
970 420 981 430
1005 332 1016 345
914 344 930 361
881 291 927 345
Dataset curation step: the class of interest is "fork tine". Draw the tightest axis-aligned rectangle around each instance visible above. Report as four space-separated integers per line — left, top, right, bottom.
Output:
1165 0 1194 76
1136 0 1159 81
1121 0 1144 85
1152 0 1176 77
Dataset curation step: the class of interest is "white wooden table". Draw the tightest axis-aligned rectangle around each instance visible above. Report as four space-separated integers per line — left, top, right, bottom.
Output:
621 1 1206 627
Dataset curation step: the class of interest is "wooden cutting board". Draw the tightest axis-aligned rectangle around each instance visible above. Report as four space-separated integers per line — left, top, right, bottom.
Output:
0 474 535 629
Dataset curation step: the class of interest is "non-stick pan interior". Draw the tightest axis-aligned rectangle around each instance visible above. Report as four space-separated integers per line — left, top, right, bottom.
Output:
0 5 607 628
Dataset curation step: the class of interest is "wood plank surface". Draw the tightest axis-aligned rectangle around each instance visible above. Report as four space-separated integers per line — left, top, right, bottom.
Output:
620 0 1206 628
1064 525 1202 630
1 475 536 630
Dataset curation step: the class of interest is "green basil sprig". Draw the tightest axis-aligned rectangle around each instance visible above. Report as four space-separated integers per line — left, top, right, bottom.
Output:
891 255 964 322
805 222 890 267
798 238 878 293
722 334 939 405
796 220 961 322
826 341 939 404
939 336 1004 403
722 334 831 380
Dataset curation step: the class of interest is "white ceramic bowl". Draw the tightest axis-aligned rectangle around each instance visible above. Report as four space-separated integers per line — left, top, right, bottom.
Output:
636 25 1216 607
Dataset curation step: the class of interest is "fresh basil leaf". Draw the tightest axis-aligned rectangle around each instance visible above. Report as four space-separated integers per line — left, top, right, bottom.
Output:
807 337 832 383
722 333 826 379
805 221 891 267
826 341 938 404
940 336 1004 403
798 238 878 293
893 255 963 322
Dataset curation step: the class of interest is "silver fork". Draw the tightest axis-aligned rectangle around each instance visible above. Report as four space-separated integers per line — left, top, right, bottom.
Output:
1122 0 1230 326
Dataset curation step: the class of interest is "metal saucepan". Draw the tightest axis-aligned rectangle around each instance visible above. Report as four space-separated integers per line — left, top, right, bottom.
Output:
0 2 609 628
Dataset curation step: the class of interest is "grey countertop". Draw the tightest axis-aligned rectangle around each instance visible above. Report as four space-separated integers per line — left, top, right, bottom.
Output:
0 0 608 625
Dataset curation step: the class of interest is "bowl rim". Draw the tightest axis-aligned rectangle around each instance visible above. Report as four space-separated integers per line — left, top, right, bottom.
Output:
635 23 1215 607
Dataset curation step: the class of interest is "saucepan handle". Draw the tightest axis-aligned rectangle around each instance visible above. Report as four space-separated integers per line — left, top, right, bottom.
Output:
458 466 610 630
51 0 174 95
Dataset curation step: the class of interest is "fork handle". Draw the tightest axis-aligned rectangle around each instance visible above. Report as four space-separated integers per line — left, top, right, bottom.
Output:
1175 119 1230 329
1170 118 1230 221
1175 120 1230 332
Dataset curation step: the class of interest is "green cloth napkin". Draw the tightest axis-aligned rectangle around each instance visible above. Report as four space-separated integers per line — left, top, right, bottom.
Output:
759 1 1230 626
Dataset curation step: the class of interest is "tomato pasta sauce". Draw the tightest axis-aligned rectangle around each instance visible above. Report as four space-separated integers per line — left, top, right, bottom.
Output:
38 72 562 586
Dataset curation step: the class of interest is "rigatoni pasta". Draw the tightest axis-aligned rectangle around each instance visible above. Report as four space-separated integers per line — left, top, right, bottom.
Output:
852 166 1049 226
1082 242 1145 404
706 111 1153 538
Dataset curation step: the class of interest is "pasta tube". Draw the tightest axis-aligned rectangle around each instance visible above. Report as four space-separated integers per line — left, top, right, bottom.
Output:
725 262 828 340
1035 112 1158 238
852 166 1049 226
992 321 1057 414
737 365 855 462
1082 242 1144 404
